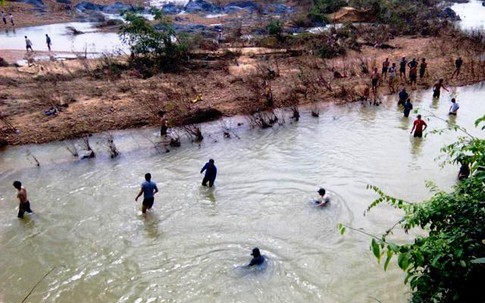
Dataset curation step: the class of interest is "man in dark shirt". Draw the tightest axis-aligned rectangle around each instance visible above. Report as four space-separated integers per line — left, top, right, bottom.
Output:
248 247 265 266
398 88 409 106
403 99 413 117
135 173 159 214
399 57 407 81
458 162 470 180
451 57 463 78
200 159 217 187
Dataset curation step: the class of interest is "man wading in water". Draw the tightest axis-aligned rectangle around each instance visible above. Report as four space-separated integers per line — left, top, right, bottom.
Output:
410 114 428 138
135 173 159 214
432 79 448 99
200 159 217 187
13 181 33 218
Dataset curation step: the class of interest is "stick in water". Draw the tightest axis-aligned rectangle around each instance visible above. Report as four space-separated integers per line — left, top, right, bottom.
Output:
21 266 58 303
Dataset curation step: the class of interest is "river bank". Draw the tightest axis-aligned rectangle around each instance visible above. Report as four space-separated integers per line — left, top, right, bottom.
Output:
1 31 484 146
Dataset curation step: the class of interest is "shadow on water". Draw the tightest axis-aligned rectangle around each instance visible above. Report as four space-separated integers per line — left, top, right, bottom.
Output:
430 97 440 110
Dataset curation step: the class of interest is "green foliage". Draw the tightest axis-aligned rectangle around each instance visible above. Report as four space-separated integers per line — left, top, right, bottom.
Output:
267 19 283 37
119 10 190 70
364 115 485 303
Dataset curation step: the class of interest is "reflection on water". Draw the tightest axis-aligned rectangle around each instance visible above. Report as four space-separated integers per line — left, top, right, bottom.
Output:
1 83 484 302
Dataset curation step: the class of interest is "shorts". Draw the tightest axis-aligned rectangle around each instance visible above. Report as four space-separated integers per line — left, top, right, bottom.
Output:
399 68 405 73
18 201 33 218
432 90 440 98
371 79 378 87
419 69 425 78
414 131 423 138
382 67 388 74
410 74 417 82
202 176 215 187
142 197 154 209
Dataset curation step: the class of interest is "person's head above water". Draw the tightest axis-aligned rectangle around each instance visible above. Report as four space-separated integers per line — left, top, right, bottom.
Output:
417 114 422 120
13 181 22 189
24 36 27 39
451 98 456 103
251 247 261 257
145 173 151 181
209 159 214 164
318 188 326 196
13 181 21 189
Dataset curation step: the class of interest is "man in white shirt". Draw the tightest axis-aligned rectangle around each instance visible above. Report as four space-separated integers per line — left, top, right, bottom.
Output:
449 98 459 115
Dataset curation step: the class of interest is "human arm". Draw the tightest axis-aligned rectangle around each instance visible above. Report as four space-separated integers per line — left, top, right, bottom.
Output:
200 163 208 174
153 184 159 195
410 122 416 134
423 121 428 131
135 187 143 201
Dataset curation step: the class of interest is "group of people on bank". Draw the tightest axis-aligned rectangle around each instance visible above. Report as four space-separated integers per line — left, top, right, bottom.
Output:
24 34 52 52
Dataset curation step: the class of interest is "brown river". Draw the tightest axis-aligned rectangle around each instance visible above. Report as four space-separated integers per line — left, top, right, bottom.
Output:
1 83 484 302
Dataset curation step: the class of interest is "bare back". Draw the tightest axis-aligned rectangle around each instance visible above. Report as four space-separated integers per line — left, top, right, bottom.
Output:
17 187 27 203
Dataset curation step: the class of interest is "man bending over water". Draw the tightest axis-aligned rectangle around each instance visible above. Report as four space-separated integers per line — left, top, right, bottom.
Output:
135 173 159 214
13 181 33 218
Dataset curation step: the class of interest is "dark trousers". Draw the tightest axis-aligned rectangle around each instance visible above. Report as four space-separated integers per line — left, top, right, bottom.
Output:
202 176 215 187
18 201 33 218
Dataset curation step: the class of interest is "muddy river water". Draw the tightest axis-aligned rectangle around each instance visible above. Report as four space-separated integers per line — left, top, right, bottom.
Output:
1 83 484 302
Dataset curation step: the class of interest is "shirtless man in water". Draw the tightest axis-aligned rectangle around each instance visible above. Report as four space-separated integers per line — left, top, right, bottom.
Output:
13 181 33 218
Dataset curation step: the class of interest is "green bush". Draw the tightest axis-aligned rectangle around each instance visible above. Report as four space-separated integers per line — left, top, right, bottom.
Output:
119 10 190 71
362 116 485 303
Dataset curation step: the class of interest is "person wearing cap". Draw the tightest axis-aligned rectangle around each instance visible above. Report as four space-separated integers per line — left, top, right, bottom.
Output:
200 159 217 187
315 188 330 207
248 248 265 267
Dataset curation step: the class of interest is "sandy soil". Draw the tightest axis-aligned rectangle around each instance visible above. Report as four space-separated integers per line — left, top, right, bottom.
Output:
1 33 483 146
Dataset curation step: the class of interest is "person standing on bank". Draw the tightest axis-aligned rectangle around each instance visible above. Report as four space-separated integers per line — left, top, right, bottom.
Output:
25 36 33 52
135 173 159 214
13 181 33 219
451 56 463 79
410 114 428 138
200 159 217 187
46 34 52 51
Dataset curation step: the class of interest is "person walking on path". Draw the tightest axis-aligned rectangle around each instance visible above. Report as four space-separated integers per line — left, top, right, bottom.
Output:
25 36 33 52
449 98 460 115
399 57 407 81
200 159 217 187
432 79 449 99
1 11 7 25
9 13 14 26
388 62 397 93
411 114 428 138
13 181 33 219
451 57 463 79
419 58 427 80
46 34 52 51
370 67 380 95
382 58 390 79
135 173 159 214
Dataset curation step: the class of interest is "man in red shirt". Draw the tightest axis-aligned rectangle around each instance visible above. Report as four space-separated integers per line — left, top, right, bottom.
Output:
410 114 427 138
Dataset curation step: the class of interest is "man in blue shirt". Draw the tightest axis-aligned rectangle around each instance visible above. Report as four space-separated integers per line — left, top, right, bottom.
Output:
200 159 217 187
135 173 159 214
248 247 265 267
